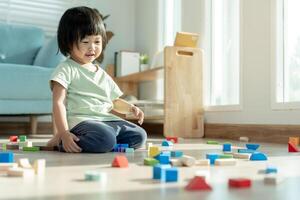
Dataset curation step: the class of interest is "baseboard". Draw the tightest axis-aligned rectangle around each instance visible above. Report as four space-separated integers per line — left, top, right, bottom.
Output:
205 123 300 144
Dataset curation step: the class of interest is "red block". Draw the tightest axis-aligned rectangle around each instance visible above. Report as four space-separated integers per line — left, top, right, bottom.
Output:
9 136 18 142
185 176 212 191
288 142 299 153
229 178 251 188
166 136 178 143
111 155 129 168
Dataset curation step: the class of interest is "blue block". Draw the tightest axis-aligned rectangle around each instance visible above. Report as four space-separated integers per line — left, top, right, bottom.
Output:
206 153 219 165
246 143 260 150
171 151 183 158
266 167 277 174
0 152 14 163
223 143 231 152
161 167 178 182
120 144 129 148
238 149 256 154
250 152 268 161
162 140 173 147
155 153 170 164
153 164 172 179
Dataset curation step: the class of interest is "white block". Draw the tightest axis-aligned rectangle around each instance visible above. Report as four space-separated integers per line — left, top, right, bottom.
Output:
195 159 210 166
7 168 34 177
215 158 237 166
180 155 196 167
170 159 182 166
18 158 32 169
233 153 251 160
239 136 249 142
34 159 46 175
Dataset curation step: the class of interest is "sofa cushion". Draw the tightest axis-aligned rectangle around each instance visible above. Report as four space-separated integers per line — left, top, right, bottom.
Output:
34 36 66 68
0 63 53 100
0 23 44 65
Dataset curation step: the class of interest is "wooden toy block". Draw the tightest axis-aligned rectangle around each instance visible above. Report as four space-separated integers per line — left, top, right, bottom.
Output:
195 159 210 166
265 166 277 174
113 98 132 114
174 32 199 48
288 142 299 152
23 146 40 152
219 154 233 159
223 143 231 152
149 146 160 157
125 148 134 153
161 167 178 182
246 143 260 150
154 153 170 164
185 176 212 191
289 137 299 146
215 159 237 166
0 163 18 171
229 178 251 188
233 153 251 160
144 158 159 166
18 158 32 169
170 159 182 166
2 143 6 151
238 149 256 154
147 142 153 150
153 164 171 179
206 154 219 165
9 136 18 142
195 170 210 180
85 170 101 181
33 159 46 175
19 141 32 150
0 152 14 163
171 151 183 158
7 167 34 177
250 152 268 161
19 135 27 142
239 136 249 142
166 136 178 143
207 141 219 145
6 143 19 150
180 155 196 167
264 175 285 185
162 140 173 147
111 155 129 168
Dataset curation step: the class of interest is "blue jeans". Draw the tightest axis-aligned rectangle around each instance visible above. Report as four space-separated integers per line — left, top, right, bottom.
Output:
59 120 147 153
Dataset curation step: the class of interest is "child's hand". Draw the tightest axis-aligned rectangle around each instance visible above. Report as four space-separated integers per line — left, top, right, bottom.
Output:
131 105 144 125
46 135 61 147
61 131 82 153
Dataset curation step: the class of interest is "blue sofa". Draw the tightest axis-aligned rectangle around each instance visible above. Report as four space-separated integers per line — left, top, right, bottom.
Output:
0 23 65 133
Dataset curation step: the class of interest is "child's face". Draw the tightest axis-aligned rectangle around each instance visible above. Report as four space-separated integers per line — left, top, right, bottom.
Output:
70 35 102 64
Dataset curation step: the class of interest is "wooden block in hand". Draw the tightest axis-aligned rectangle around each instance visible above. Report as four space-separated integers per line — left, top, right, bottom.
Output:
113 99 132 114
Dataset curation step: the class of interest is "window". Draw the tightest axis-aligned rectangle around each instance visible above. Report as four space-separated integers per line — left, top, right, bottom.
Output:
0 0 70 38
273 0 300 108
205 0 241 109
159 0 182 50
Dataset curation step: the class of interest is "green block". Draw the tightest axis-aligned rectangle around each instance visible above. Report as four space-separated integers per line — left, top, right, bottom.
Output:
85 171 100 181
23 146 40 152
219 154 233 159
19 135 27 142
125 148 134 153
2 144 7 151
144 157 159 166
207 141 219 145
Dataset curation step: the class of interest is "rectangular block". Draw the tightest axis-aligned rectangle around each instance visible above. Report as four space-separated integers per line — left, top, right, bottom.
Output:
196 159 210 166
23 146 40 152
0 152 14 163
215 158 237 166
233 153 251 160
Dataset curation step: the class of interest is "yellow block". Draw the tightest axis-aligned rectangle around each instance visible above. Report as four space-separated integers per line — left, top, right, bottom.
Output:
148 146 160 157
289 137 299 146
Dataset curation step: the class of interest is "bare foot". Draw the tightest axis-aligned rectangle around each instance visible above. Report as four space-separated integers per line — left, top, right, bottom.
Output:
47 135 61 147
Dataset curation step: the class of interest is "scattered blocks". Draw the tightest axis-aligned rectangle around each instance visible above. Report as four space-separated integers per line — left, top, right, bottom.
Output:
288 142 299 153
171 151 183 158
153 164 171 179
180 155 196 167
149 146 160 157
185 176 212 191
289 137 299 146
161 167 178 182
207 141 219 145
162 140 173 147
85 171 101 181
246 143 260 150
111 155 129 168
9 136 18 142
0 152 14 163
250 152 268 161
144 158 159 166
23 146 40 152
229 178 251 188
166 136 178 143
223 143 231 152
206 154 219 165
215 159 237 166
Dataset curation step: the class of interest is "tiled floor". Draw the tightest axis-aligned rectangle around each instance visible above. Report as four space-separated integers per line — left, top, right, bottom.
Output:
1 136 300 200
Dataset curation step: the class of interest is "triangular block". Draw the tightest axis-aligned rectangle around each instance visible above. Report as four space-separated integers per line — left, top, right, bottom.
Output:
185 176 212 191
111 155 128 168
250 152 268 161
288 142 299 153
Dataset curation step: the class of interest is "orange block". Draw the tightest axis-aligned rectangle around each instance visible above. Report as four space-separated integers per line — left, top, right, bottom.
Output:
111 155 129 168
185 176 212 191
288 142 299 153
289 137 299 146
9 136 18 142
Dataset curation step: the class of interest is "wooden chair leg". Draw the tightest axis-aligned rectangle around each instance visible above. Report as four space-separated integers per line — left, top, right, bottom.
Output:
29 115 38 135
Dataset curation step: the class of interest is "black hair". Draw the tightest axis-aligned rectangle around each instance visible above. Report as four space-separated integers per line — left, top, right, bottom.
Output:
57 6 107 56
